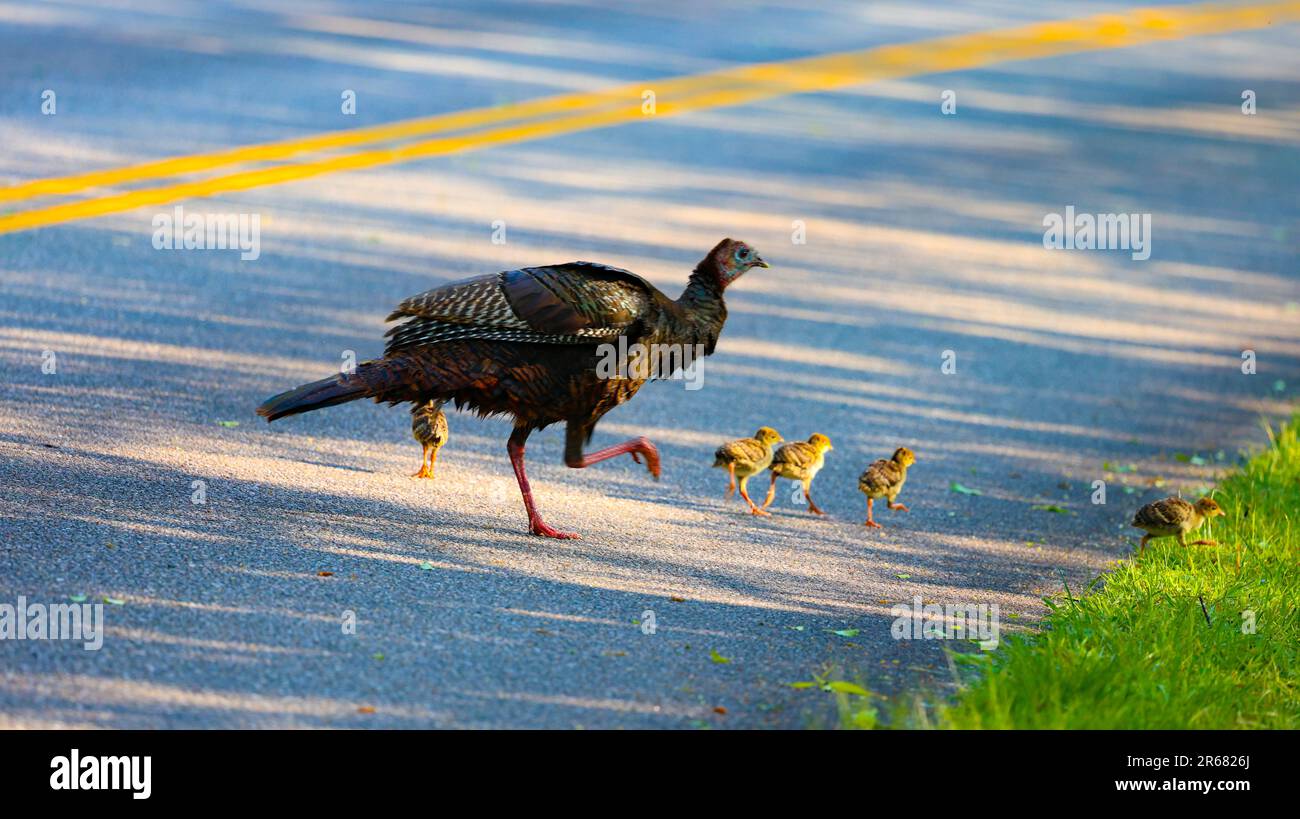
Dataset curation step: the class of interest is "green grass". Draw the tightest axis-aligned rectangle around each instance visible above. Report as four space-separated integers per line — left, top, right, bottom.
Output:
822 417 1299 730
922 416 1300 729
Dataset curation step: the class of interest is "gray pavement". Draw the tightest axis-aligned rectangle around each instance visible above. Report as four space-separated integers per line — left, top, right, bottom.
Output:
1 1 1298 728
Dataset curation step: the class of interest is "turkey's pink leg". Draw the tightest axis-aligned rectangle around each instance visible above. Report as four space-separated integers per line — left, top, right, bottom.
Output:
508 431 579 540
571 436 660 480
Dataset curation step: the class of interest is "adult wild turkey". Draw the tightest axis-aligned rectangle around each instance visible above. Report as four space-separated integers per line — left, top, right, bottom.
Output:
256 238 768 539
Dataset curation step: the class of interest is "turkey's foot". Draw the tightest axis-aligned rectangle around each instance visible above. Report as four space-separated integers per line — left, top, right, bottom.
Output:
624 439 662 480
529 517 581 540
583 437 661 480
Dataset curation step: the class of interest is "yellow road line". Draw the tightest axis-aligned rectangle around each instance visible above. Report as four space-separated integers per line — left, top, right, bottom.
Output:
0 84 653 204
1 0 1296 234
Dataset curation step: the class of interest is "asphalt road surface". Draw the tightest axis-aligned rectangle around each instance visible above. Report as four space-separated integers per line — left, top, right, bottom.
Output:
1 1 1297 728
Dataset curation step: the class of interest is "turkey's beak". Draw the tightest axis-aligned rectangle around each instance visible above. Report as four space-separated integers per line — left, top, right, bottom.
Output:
752 256 769 268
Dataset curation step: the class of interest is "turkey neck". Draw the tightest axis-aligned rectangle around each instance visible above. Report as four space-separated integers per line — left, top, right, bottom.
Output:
657 262 728 353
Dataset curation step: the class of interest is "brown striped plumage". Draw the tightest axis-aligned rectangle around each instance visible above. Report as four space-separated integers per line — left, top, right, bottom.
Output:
411 400 449 479
762 433 833 515
384 263 653 351
256 239 768 539
1131 496 1224 554
858 447 916 528
713 426 783 515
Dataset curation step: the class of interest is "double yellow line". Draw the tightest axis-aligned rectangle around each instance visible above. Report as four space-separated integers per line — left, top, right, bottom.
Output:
1 0 1295 235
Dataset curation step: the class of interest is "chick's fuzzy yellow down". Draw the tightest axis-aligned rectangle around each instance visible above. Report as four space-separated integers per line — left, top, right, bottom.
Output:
713 426 783 515
762 433 833 515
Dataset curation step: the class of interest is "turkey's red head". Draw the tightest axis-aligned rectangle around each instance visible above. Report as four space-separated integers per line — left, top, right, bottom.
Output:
705 238 768 288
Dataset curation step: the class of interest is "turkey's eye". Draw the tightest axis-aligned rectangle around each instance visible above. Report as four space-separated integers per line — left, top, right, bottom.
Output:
734 248 748 261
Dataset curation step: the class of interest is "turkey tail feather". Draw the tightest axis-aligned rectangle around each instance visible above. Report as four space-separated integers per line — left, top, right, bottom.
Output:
258 356 438 421
256 374 369 422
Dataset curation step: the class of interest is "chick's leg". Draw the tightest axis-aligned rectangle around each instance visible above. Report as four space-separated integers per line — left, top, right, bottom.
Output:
508 428 579 540
864 497 882 528
761 472 779 510
739 476 769 516
1137 534 1151 555
725 463 736 499
1177 531 1217 548
803 479 825 516
412 444 432 478
887 500 909 512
